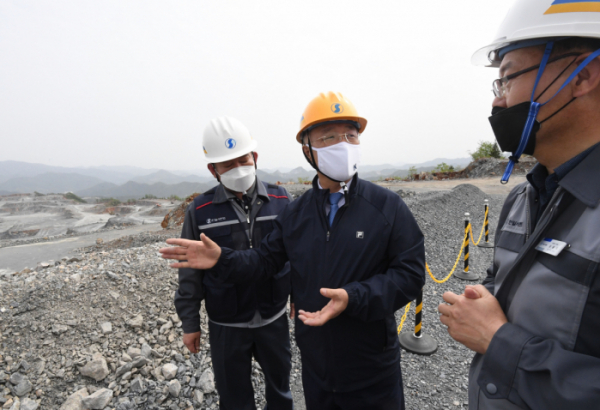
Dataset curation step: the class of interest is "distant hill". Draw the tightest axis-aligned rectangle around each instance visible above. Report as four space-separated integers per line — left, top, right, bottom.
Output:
131 170 210 185
257 167 316 183
0 172 106 194
76 181 214 200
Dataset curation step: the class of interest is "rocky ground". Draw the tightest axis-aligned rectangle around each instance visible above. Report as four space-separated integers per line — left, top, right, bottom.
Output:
0 183 505 409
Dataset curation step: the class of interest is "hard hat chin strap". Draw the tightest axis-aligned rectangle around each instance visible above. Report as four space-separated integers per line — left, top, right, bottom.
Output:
501 42 600 183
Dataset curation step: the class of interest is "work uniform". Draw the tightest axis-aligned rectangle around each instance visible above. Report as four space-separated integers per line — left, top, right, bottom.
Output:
469 143 600 409
175 178 293 410
209 174 426 410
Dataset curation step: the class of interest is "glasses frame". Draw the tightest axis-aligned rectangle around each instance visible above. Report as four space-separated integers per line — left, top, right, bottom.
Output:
492 52 582 98
309 132 361 147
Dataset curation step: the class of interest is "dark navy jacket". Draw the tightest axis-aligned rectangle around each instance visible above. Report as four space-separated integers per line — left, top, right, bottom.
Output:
210 174 425 392
174 179 292 332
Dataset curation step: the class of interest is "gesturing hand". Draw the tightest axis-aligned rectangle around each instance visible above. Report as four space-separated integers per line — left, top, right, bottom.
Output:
298 288 349 327
159 234 222 270
438 285 507 354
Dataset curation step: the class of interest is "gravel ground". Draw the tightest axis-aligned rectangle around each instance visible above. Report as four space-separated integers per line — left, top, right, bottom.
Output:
0 182 505 409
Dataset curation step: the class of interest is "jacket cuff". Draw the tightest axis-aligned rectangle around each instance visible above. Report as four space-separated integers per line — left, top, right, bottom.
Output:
181 320 201 334
478 323 534 399
207 247 234 280
341 283 360 317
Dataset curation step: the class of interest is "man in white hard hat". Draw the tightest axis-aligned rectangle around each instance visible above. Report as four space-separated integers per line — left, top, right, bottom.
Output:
438 0 600 408
161 92 426 410
174 117 294 410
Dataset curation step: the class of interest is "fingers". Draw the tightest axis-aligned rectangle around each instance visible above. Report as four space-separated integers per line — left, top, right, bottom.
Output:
160 247 188 256
438 303 451 316
473 284 491 296
289 303 295 319
200 233 217 248
169 262 190 269
297 310 316 319
464 287 482 300
442 291 461 304
166 238 194 246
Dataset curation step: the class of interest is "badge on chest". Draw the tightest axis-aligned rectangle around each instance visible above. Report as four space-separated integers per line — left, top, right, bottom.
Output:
535 238 568 257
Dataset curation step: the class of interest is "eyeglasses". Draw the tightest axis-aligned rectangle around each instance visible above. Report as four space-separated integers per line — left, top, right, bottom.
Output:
309 133 360 147
492 52 581 98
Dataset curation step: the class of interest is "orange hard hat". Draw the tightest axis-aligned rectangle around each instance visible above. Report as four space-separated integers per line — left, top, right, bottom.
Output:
296 92 367 143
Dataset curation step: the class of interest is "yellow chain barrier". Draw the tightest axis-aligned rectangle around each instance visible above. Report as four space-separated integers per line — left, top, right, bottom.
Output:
397 302 411 334
425 229 468 284
468 207 488 247
397 208 488 334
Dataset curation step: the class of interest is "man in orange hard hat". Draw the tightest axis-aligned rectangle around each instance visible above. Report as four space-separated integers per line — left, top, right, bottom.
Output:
161 92 425 409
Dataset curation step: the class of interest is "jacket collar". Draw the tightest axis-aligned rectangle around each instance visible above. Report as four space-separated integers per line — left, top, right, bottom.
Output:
212 176 268 205
311 173 360 203
559 142 600 209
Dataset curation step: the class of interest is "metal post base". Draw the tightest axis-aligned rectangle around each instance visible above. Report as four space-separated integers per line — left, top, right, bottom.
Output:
477 242 494 249
399 333 438 356
455 270 480 281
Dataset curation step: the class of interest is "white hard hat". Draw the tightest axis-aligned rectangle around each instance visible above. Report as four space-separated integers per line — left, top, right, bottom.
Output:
202 117 258 163
472 0 600 67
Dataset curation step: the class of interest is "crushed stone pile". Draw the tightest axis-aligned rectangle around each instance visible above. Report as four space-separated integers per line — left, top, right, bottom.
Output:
460 157 537 179
1 182 509 409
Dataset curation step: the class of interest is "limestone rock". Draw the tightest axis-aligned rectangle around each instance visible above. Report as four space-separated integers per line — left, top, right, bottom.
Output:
60 388 89 410
99 322 112 334
79 354 109 381
199 369 215 394
19 399 38 410
126 314 143 328
81 388 113 410
12 379 33 397
162 363 177 380
193 389 204 404
130 378 145 393
168 379 181 397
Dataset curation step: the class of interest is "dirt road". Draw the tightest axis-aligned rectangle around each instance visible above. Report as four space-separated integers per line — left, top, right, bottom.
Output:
378 176 526 195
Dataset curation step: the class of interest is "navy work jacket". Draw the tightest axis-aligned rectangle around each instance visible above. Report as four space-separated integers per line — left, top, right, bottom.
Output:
210 174 425 392
174 179 292 332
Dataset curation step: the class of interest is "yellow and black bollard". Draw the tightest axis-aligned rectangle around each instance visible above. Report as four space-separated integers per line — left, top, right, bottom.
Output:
456 212 479 281
398 288 438 355
478 199 494 249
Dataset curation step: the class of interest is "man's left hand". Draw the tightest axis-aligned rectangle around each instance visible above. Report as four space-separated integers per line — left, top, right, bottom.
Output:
438 285 507 354
298 288 349 326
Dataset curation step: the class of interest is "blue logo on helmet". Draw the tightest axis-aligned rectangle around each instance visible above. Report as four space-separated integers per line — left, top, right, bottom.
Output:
331 103 344 114
225 138 236 149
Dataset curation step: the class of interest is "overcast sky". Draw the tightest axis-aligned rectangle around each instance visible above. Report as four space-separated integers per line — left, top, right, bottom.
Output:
0 0 511 174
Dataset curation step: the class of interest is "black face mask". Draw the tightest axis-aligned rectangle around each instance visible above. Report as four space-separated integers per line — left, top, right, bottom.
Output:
488 102 539 156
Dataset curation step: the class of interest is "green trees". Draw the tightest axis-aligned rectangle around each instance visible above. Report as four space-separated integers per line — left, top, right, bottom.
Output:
470 141 503 161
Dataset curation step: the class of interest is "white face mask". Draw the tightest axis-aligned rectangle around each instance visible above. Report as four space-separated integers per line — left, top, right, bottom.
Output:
218 165 256 193
311 142 361 182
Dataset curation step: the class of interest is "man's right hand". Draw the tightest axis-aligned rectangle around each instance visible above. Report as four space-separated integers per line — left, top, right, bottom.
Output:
183 331 201 353
159 234 222 270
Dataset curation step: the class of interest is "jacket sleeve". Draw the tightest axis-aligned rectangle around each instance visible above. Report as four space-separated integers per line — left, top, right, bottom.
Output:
174 205 205 334
342 199 426 322
478 322 600 408
208 212 290 284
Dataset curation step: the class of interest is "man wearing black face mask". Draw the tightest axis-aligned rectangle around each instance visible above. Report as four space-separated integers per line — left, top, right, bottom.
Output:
438 1 600 409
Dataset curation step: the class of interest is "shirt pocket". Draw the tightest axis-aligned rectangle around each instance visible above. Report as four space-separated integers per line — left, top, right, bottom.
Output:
200 224 235 249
